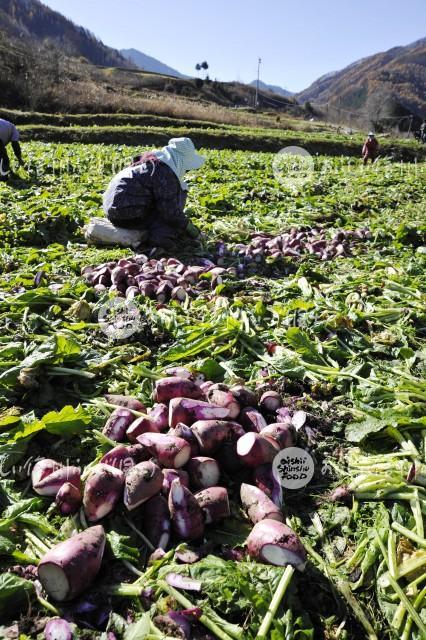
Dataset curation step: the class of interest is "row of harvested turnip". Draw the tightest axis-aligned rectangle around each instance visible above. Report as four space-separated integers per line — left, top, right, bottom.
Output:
82 255 234 303
32 374 307 603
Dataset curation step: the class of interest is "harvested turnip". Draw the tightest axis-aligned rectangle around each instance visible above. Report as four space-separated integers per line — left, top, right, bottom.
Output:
259 390 282 413
230 385 258 408
168 479 204 541
154 377 204 403
237 432 279 467
102 408 135 442
38 525 106 601
260 423 296 449
31 459 62 488
44 618 73 640
195 487 230 524
104 394 146 412
187 457 220 490
239 407 267 433
142 495 171 549
240 483 283 524
83 464 124 522
246 519 306 570
170 423 200 457
55 482 82 516
100 444 149 471
206 384 241 419
126 404 168 442
162 468 190 496
137 433 191 469
191 419 231 454
169 398 230 428
165 366 193 380
253 464 282 506
124 461 163 510
33 466 81 497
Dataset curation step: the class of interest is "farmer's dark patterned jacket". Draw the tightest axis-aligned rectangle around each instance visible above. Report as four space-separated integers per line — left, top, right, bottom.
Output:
103 160 188 231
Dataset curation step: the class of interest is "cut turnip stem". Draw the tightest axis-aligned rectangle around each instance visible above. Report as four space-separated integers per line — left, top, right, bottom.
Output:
100 444 149 471
31 459 62 488
102 408 135 442
154 377 205 403
246 519 306 570
168 479 204 541
38 525 106 601
187 457 220 490
191 419 232 454
170 423 200 457
55 482 82 516
169 397 230 428
292 410 307 431
142 495 171 550
33 466 81 497
165 367 193 380
253 464 282 507
83 464 124 522
259 390 283 413
239 407 268 433
104 394 146 412
260 423 296 450
237 432 279 467
137 433 191 469
162 468 190 496
230 385 258 408
44 617 73 640
206 384 241 419
124 461 163 510
195 487 230 524
166 573 202 592
240 483 283 524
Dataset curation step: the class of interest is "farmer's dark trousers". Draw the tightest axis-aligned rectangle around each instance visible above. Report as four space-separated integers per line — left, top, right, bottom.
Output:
0 146 10 181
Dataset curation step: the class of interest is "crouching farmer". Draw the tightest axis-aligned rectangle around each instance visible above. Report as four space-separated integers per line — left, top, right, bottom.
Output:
362 132 379 165
103 137 205 249
0 118 24 181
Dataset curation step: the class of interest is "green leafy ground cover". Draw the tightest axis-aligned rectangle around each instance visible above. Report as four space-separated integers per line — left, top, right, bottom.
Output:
0 143 425 639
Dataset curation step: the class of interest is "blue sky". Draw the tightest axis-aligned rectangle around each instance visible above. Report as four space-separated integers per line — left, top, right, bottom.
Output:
42 0 426 92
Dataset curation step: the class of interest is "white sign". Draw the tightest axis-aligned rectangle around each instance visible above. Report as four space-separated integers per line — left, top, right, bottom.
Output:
272 446 315 490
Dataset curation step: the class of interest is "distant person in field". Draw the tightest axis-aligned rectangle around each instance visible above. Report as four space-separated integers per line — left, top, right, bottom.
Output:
0 118 24 181
362 132 379 165
103 137 205 249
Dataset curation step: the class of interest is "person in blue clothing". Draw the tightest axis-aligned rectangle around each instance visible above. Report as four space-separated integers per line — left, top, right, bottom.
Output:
0 118 24 181
103 137 205 249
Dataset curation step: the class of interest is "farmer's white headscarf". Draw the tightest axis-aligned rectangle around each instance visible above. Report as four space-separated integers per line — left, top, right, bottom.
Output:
154 137 205 188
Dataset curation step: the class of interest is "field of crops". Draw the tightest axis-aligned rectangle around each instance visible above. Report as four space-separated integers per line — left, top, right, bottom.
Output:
0 141 425 640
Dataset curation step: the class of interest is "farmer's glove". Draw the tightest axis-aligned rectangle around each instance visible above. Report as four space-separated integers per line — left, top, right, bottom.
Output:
186 221 201 239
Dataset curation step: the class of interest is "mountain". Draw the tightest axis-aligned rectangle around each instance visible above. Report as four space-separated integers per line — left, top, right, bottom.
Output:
250 80 293 98
297 38 426 119
121 48 186 78
0 0 133 68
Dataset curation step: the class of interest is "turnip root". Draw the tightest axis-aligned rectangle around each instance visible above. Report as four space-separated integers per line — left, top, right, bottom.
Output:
230 385 258 408
187 457 220 490
259 391 282 413
126 404 168 442
168 479 204 541
191 419 231 454
206 384 241 419
104 394 146 412
137 433 191 469
44 618 73 640
100 444 149 471
237 433 279 467
124 461 163 510
55 482 82 516
246 519 306 570
195 487 230 524
142 495 171 549
240 483 283 524
162 469 190 496
31 459 62 488
38 525 106 601
170 423 200 457
239 407 267 433
102 408 135 442
169 398 230 428
33 466 81 497
154 377 204 403
260 423 296 450
165 366 193 380
253 464 282 506
83 464 124 522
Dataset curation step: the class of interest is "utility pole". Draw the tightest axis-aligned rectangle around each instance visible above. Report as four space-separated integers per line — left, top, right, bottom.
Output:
255 57 262 109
